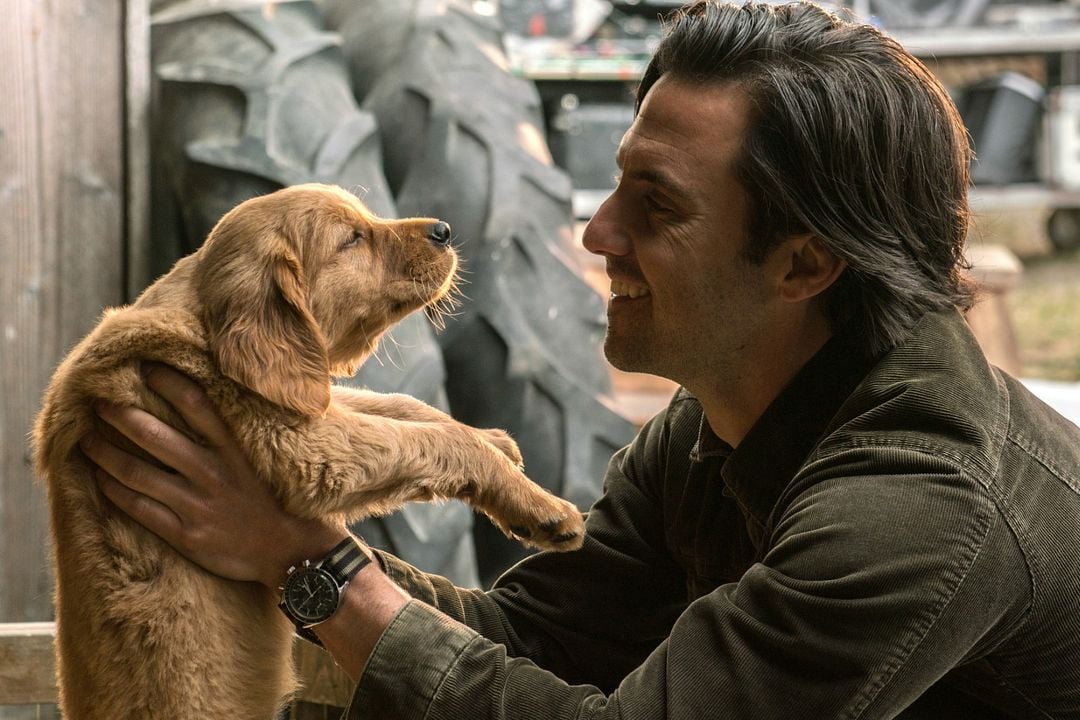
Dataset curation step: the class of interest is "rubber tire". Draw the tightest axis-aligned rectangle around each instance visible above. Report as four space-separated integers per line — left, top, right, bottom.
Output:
148 0 480 587
321 0 639 585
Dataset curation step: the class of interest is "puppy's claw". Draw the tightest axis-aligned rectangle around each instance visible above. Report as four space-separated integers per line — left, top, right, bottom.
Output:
510 525 532 539
553 531 579 544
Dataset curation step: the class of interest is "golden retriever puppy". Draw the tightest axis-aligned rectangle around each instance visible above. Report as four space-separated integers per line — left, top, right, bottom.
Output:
33 183 585 719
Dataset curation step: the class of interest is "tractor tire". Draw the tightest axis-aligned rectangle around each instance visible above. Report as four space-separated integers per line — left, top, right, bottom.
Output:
321 0 638 585
148 0 480 587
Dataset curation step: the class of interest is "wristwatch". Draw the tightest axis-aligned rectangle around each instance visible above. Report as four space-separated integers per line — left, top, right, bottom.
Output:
279 536 370 645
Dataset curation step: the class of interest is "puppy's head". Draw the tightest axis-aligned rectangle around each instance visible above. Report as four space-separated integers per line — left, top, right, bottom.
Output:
195 183 458 416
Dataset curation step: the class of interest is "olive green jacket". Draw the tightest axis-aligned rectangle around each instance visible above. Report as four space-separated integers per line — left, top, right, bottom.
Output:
346 310 1080 719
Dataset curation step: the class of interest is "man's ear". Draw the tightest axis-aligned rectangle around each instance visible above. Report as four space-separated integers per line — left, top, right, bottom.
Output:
773 234 847 303
197 228 331 416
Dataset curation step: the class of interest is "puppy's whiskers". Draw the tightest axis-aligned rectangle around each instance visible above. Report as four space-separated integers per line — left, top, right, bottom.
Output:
381 331 406 372
356 323 387 368
424 277 467 331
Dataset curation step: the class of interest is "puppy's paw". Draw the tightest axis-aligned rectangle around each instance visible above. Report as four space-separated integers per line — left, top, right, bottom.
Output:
481 428 524 467
501 495 585 552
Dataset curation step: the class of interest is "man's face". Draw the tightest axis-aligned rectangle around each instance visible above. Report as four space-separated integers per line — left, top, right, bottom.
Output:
582 75 772 388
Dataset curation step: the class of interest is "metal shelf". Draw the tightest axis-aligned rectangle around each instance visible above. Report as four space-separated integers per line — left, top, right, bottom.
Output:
514 56 650 81
510 25 1080 81
893 26 1080 58
970 184 1080 211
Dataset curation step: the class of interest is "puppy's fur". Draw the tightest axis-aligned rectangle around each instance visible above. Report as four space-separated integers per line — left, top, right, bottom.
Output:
33 184 584 719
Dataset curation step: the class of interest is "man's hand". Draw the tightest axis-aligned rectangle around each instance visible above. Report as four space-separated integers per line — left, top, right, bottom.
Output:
80 364 347 589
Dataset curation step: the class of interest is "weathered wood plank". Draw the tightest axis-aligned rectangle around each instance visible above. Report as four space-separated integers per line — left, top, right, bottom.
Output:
0 706 59 720
0 0 126 623
0 623 55 705
0 622 354 708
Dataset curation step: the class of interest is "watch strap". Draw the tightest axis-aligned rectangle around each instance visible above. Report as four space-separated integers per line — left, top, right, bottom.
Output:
294 623 323 647
321 535 370 586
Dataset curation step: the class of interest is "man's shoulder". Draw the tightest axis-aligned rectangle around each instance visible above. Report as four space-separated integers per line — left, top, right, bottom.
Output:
823 311 1080 477
821 311 1007 471
808 311 1080 549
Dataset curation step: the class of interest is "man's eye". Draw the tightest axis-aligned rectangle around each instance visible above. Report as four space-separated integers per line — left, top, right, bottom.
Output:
644 196 669 214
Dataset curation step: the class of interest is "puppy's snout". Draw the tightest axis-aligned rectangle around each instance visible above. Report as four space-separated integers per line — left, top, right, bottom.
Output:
427 221 452 247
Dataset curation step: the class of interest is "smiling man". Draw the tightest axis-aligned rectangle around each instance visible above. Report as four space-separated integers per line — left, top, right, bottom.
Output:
84 2 1080 718
590 73 842 447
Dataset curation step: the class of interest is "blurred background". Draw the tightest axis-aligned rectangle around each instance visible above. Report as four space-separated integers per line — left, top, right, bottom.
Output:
2 0 1080 716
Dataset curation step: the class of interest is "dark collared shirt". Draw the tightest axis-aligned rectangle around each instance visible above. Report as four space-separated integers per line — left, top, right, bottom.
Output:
347 310 1080 719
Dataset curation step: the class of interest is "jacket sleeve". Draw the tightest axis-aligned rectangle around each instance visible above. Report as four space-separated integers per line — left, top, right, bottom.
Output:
366 398 691 692
348 442 1029 719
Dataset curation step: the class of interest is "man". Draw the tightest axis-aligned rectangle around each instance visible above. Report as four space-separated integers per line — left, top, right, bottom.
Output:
81 2 1080 717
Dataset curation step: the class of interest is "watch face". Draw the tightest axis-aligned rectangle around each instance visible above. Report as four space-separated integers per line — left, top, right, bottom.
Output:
282 566 340 624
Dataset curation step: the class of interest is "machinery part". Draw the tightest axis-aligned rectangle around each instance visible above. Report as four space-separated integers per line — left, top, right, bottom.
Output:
1047 207 1080 254
148 0 479 586
867 0 990 29
322 0 638 585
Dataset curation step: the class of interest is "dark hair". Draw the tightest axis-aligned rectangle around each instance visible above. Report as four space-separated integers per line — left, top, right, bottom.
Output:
637 1 976 356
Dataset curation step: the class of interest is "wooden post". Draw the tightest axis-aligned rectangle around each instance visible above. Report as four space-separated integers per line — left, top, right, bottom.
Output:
965 243 1024 377
126 0 154 298
0 0 126 623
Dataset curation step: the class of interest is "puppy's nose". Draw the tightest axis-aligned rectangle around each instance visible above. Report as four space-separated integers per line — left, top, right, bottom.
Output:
427 221 452 247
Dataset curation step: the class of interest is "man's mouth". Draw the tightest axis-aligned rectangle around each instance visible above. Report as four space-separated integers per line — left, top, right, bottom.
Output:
610 280 650 300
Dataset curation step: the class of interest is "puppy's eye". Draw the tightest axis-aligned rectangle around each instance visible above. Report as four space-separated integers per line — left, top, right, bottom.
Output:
341 230 363 250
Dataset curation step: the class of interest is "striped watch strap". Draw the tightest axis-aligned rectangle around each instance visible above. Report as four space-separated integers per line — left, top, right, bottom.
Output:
323 535 371 586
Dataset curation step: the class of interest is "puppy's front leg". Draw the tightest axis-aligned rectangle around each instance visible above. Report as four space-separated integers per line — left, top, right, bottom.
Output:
331 386 447 422
330 387 523 467
280 411 582 551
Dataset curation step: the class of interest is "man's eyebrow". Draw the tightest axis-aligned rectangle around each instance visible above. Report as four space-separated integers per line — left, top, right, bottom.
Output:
625 166 693 203
614 144 694 201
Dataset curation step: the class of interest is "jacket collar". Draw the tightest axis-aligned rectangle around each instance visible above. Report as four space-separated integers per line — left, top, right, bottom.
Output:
693 329 877 533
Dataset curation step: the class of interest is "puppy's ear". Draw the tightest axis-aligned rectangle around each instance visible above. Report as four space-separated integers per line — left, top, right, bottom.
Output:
197 227 331 416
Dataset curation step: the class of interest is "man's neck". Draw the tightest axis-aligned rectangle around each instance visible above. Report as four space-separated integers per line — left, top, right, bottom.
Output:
690 319 834 449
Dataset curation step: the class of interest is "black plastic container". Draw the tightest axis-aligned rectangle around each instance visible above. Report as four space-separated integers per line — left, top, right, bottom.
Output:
959 71 1045 185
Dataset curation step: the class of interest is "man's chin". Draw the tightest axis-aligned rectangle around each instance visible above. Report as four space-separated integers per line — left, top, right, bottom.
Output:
604 339 654 376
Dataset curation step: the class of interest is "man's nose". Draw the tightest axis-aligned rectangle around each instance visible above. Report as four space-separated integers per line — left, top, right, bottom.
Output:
580 196 629 257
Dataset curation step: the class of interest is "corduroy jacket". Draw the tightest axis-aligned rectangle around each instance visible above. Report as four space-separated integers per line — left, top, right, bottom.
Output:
346 310 1080 719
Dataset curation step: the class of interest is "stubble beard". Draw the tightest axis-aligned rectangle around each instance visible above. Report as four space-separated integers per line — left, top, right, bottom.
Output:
603 313 663 378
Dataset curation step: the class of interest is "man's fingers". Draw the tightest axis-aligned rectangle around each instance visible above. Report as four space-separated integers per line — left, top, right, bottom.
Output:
143 364 232 448
79 430 192 513
93 401 210 482
96 468 184 536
